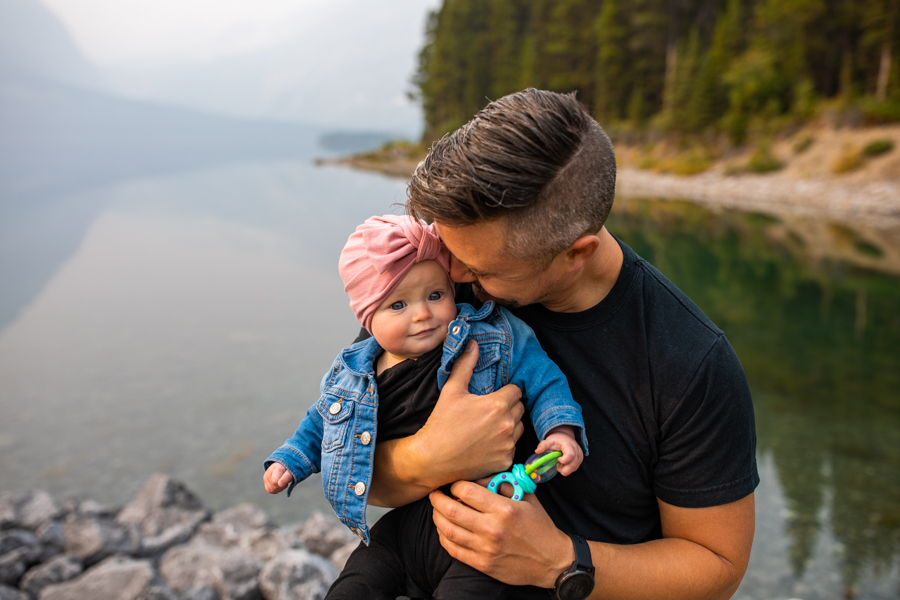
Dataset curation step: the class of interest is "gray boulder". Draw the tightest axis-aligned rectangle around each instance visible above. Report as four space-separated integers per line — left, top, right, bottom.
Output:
35 521 65 553
77 500 120 518
181 585 221 600
0 492 61 532
193 504 293 563
117 474 210 557
64 513 140 566
327 542 358 571
21 554 83 597
284 514 353 559
159 544 263 600
0 530 43 585
0 584 29 600
257 550 338 600
39 555 178 600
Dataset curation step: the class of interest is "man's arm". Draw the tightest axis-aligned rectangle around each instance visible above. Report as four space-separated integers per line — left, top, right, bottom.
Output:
367 340 527 507
430 482 755 600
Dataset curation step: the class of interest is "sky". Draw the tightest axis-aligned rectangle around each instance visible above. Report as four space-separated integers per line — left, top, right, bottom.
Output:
37 0 441 132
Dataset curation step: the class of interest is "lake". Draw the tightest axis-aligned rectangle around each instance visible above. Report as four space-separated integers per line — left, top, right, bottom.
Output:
1 150 898 599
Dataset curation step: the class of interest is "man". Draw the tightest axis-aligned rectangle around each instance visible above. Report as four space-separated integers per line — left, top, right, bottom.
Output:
367 89 758 600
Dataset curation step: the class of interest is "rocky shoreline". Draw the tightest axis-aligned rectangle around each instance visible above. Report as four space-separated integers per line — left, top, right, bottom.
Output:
0 474 360 600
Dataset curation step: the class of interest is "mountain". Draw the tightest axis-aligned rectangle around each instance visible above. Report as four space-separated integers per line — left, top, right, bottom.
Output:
0 0 104 89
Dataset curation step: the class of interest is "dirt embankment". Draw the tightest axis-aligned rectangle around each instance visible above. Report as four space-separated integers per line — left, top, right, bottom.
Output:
320 124 900 226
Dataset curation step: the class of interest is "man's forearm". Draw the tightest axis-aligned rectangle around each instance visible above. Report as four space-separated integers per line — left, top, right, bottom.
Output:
581 537 746 600
367 436 437 507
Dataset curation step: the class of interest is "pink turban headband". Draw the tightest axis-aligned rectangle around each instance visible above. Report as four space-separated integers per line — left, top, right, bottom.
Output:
339 214 452 333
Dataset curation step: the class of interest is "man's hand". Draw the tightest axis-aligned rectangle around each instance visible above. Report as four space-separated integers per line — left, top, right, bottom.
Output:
263 462 293 494
430 481 572 588
432 483 756 600
368 340 526 507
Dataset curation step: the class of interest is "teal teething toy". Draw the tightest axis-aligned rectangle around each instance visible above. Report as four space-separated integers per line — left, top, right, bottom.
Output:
486 450 562 501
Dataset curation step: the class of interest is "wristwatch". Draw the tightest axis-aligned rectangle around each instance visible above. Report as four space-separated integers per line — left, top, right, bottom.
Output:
553 533 595 600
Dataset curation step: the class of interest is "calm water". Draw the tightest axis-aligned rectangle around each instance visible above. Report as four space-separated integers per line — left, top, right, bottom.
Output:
1 156 899 599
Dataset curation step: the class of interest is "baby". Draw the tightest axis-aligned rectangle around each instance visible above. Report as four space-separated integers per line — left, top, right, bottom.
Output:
264 215 587 599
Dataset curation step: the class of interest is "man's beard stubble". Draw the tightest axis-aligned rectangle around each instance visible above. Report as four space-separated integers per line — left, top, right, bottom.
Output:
472 281 525 309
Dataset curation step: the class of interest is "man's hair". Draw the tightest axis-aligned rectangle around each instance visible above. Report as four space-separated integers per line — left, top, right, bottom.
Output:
407 88 617 267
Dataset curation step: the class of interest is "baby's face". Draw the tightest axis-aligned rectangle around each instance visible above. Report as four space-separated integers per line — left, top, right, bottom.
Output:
370 260 457 361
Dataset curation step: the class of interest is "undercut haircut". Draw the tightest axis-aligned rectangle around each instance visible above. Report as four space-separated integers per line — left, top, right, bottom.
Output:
407 89 617 268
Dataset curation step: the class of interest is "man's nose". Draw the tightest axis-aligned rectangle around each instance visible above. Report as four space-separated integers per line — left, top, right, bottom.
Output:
449 256 476 283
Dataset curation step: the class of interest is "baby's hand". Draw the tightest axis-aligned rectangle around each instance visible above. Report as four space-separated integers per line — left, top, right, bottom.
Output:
263 462 294 494
534 426 584 477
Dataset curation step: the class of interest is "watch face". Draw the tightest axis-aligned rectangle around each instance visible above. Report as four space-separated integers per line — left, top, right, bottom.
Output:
558 571 595 600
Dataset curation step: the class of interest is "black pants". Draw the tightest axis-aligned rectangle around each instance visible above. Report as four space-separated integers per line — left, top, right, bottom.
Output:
325 497 551 600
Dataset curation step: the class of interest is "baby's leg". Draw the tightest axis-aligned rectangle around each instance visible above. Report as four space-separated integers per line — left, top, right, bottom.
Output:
398 494 551 600
325 508 409 600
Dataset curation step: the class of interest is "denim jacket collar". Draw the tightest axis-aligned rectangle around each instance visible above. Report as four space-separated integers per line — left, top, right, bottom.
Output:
339 337 382 377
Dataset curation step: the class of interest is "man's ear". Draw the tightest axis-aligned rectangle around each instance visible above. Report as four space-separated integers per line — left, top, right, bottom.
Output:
563 235 601 272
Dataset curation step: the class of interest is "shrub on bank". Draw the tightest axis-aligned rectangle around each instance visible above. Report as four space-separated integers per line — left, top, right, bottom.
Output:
862 139 894 157
832 145 864 174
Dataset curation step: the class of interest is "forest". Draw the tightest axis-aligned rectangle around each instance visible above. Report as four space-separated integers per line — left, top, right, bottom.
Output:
413 0 900 144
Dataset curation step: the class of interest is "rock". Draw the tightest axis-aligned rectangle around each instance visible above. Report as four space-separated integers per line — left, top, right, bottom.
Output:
181 585 221 600
0 492 61 532
257 549 338 600
18 492 62 531
199 505 294 562
0 530 40 557
160 543 263 600
78 500 120 518
0 530 43 585
35 522 65 552
212 505 271 532
193 505 291 563
40 555 178 600
64 514 140 566
20 554 83 596
117 474 210 557
286 513 354 559
0 584 30 600
0 495 21 531
327 542 357 571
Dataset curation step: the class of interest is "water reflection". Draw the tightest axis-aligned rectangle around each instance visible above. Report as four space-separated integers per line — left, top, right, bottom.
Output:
607 198 900 599
0 159 407 524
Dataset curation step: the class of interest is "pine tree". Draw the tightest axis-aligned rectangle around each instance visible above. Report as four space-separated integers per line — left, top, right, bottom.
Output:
594 0 629 121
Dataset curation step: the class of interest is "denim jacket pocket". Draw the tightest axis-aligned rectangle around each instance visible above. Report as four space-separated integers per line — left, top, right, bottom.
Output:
316 395 355 453
469 342 502 394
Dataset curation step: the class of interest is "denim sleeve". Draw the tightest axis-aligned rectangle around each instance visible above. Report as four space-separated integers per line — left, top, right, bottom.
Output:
264 401 324 495
501 307 589 454
263 361 334 495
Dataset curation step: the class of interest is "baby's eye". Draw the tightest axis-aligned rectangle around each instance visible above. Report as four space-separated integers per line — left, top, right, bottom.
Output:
428 291 443 301
390 301 406 311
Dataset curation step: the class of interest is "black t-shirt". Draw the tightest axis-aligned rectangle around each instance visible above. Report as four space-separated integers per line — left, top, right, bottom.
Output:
460 238 759 544
375 344 443 442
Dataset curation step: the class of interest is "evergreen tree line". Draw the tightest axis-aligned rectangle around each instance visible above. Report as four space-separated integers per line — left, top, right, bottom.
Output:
413 0 900 143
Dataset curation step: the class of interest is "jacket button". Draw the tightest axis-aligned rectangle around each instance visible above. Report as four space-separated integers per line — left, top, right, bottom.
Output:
354 482 366 496
329 402 341 415
360 431 372 445
451 325 460 335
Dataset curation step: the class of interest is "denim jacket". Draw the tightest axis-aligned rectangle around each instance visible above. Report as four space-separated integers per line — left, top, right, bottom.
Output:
265 301 587 544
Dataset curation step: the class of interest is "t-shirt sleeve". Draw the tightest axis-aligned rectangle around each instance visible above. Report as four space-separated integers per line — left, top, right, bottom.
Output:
652 335 760 508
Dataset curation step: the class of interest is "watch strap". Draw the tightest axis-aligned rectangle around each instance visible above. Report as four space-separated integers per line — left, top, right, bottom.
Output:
569 533 594 573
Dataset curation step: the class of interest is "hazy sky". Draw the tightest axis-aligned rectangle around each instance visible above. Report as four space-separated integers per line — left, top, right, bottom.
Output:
39 0 438 67
37 0 442 131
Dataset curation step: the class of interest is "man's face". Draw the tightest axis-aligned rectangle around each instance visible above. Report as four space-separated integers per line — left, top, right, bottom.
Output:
434 220 566 308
